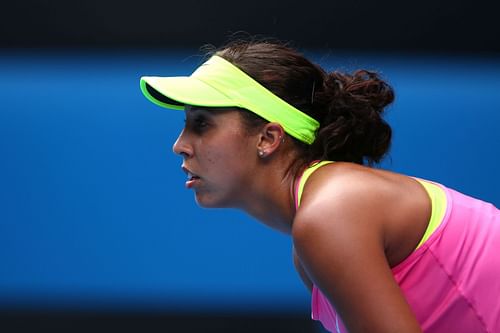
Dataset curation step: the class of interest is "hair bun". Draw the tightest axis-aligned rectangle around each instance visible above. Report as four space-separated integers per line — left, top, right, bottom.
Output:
325 70 394 113
311 70 395 165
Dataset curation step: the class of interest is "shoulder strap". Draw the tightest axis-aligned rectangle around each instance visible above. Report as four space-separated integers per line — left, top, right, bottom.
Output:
412 178 447 249
294 161 334 209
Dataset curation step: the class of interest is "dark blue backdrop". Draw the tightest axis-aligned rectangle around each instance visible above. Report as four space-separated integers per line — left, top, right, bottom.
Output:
0 50 498 313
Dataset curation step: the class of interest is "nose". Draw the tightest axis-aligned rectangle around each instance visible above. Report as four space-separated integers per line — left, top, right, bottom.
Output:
172 129 193 158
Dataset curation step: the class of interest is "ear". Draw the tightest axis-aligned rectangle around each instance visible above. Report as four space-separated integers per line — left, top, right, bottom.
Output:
256 122 286 158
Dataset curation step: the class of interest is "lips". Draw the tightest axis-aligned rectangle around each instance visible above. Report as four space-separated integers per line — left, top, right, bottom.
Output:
182 166 201 189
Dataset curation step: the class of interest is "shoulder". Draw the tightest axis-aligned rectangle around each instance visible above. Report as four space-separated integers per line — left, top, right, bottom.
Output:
291 162 425 332
294 161 427 223
292 162 388 270
294 162 398 234
292 161 431 269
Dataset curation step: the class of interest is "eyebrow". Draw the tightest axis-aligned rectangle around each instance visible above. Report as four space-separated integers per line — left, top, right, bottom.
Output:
185 107 213 119
186 106 237 116
186 106 211 112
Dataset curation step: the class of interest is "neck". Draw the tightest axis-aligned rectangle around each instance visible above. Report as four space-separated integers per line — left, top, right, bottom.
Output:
239 160 303 235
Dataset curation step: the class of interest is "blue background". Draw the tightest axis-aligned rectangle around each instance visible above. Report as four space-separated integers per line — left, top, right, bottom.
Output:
0 50 499 313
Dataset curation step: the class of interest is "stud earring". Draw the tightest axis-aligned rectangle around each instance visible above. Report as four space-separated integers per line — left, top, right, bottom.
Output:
258 150 265 157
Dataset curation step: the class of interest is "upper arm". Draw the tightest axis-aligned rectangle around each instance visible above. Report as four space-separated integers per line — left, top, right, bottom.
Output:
293 246 313 292
292 182 422 333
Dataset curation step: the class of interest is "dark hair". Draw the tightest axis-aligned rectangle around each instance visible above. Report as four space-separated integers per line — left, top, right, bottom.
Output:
211 40 394 166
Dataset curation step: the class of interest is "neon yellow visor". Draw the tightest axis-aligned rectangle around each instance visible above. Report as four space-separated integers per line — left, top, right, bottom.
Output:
140 55 319 144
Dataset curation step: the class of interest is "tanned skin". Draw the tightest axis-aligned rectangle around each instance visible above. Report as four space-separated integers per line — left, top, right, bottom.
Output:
174 106 427 333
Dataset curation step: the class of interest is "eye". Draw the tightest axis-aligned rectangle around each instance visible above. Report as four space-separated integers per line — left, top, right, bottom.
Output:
194 116 208 128
186 114 210 134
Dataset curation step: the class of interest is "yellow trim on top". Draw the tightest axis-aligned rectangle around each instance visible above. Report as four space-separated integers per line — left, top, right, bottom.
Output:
414 179 447 249
297 161 334 206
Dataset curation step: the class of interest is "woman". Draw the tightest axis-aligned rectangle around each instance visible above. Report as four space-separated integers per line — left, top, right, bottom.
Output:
139 41 500 333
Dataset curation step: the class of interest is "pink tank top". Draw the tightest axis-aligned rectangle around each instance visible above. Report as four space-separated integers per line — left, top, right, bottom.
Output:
296 162 500 333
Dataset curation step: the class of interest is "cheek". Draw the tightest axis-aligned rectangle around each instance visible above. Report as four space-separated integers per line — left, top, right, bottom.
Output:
205 138 253 177
209 132 253 161
206 148 245 171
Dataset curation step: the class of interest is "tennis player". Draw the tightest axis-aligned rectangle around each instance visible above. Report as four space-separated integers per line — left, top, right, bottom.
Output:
140 41 500 333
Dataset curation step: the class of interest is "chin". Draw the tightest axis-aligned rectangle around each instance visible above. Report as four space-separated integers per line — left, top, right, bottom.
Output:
194 192 234 209
194 193 221 208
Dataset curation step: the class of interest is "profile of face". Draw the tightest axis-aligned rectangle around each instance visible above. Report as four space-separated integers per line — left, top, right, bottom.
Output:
172 106 259 208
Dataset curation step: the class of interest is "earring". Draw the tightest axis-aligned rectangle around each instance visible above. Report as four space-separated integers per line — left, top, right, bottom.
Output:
258 150 265 157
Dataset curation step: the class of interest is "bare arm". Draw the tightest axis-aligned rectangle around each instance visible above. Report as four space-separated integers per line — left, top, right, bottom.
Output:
292 172 423 333
293 246 313 292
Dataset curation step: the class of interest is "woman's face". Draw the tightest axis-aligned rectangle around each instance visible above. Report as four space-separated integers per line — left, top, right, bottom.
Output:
172 106 258 208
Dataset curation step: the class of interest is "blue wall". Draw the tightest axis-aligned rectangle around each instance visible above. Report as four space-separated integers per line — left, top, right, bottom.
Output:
0 50 498 313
